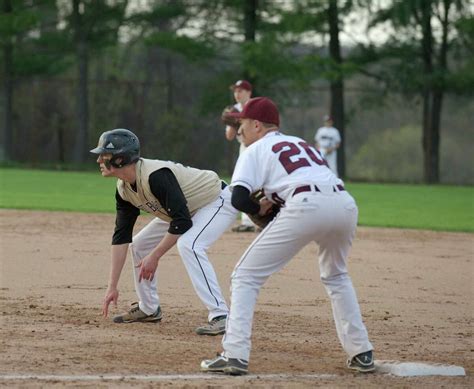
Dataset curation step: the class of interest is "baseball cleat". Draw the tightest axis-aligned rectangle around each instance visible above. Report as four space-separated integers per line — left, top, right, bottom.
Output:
195 315 227 336
113 302 162 323
347 350 375 373
231 224 255 232
201 354 248 375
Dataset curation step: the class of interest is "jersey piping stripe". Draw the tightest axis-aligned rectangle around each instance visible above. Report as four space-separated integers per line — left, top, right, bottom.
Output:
190 195 225 307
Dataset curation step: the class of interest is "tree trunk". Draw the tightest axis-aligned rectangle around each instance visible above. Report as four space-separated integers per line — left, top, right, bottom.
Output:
57 125 65 163
229 0 258 174
327 0 345 178
425 0 451 183
243 0 257 41
429 90 443 182
165 56 174 112
1 0 13 161
242 0 258 86
421 0 452 183
72 0 89 164
420 0 438 183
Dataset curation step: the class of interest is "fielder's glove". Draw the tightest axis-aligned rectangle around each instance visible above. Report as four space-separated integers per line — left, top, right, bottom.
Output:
247 190 280 229
221 105 240 130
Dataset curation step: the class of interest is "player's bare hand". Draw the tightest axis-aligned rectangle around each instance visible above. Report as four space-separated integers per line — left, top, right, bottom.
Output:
102 288 118 318
258 199 274 216
225 126 237 141
138 255 159 283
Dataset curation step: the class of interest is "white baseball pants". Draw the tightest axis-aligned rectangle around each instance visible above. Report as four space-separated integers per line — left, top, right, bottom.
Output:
222 187 373 361
129 186 238 321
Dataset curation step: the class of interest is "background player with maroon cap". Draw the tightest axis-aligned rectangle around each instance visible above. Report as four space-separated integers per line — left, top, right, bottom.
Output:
224 80 256 232
225 80 253 145
201 97 374 375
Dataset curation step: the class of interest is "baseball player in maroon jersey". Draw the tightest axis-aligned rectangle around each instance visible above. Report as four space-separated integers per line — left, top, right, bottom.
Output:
224 80 253 146
225 80 256 232
201 97 374 375
90 129 238 335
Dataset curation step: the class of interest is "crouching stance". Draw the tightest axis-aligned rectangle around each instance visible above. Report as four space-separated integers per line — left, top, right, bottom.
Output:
201 98 374 375
91 129 237 335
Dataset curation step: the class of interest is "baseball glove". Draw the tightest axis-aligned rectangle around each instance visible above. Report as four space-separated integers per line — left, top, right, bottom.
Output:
247 190 280 229
221 105 240 129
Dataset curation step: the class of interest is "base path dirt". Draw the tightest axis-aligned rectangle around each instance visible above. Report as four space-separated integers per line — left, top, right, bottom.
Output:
0 210 472 388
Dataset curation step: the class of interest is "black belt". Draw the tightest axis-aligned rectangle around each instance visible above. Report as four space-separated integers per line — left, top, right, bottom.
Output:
292 184 345 197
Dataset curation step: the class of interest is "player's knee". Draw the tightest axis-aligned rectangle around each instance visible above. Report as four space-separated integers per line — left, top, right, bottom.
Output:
176 235 194 257
129 242 141 265
231 270 266 289
320 272 349 286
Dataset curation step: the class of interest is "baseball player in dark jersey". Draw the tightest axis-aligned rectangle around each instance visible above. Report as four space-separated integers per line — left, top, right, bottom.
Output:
90 129 238 335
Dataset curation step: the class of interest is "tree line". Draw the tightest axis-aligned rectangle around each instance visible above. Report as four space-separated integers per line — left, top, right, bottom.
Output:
1 0 473 183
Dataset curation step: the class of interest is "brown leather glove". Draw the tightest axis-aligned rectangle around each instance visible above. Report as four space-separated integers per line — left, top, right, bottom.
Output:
221 105 240 130
247 190 280 229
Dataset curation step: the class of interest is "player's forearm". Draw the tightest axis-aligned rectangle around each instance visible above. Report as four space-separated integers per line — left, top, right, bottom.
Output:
148 233 180 261
108 244 129 289
231 185 260 214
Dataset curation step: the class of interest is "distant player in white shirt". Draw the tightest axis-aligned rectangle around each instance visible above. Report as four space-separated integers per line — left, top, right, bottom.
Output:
201 97 374 375
315 115 341 176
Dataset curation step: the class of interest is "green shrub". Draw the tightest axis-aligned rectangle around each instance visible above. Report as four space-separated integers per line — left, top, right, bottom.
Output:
348 126 423 182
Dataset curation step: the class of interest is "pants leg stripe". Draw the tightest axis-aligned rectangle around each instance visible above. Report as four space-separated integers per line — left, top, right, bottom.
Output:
191 195 225 307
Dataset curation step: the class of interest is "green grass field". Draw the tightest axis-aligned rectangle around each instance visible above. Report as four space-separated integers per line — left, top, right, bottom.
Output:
0 168 117 213
0 168 472 232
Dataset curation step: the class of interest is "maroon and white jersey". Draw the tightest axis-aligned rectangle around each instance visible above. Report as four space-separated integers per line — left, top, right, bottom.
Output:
231 131 344 203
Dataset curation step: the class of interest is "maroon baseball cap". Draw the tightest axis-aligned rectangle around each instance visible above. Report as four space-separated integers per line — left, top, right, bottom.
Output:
228 97 280 126
230 79 253 91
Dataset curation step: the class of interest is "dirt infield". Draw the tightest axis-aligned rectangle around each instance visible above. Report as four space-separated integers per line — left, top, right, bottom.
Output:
0 209 472 388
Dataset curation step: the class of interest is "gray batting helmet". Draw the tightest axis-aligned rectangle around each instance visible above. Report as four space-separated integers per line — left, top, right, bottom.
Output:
90 128 140 168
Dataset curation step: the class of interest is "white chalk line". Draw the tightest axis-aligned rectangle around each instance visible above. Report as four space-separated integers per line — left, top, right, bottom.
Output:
0 361 466 381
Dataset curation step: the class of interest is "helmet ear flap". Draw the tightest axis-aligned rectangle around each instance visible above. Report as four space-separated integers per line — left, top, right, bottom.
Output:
109 155 126 168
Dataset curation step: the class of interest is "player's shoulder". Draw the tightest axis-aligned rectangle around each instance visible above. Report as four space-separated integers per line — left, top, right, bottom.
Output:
279 133 305 143
261 131 295 145
116 178 126 193
245 132 281 153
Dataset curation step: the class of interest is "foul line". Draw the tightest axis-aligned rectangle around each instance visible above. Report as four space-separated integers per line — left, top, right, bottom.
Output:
0 373 336 382
0 362 466 381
